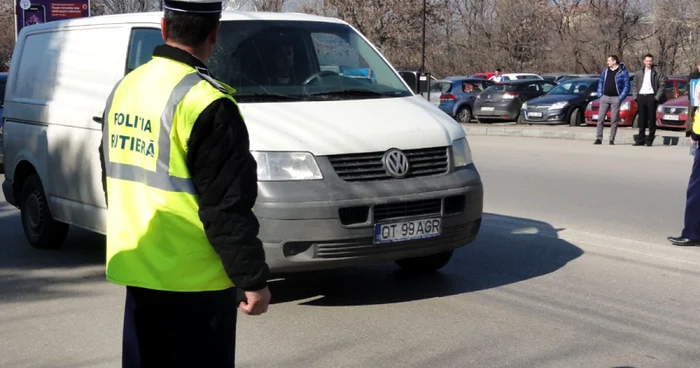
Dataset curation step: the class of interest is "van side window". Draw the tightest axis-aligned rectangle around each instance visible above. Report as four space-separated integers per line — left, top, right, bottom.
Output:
126 28 164 74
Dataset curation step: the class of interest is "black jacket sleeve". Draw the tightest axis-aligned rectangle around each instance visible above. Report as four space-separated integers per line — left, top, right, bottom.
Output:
98 116 108 207
186 98 270 291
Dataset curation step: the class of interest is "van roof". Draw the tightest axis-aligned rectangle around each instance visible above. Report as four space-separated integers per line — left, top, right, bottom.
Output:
19 10 346 33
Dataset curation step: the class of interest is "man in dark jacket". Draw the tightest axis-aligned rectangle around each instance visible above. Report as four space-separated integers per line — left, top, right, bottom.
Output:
596 55 630 145
632 54 667 146
688 61 700 137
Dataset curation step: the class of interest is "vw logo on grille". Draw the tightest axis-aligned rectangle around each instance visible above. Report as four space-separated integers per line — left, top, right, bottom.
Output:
383 149 410 178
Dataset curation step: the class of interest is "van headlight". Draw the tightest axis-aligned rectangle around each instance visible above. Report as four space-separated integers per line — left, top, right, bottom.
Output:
452 138 473 168
251 151 323 181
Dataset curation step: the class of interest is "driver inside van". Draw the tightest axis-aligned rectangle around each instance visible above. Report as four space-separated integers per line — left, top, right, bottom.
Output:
270 43 295 85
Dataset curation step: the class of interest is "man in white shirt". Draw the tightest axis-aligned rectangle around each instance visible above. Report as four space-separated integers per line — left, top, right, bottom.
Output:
632 53 667 146
490 68 503 83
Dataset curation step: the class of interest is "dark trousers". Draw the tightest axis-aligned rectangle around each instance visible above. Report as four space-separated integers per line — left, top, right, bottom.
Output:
637 94 657 142
122 286 238 368
682 150 700 241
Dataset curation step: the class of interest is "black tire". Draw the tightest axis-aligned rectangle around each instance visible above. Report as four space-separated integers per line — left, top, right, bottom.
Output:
456 107 472 123
632 114 639 128
395 250 454 274
19 174 69 249
517 113 524 124
569 108 581 126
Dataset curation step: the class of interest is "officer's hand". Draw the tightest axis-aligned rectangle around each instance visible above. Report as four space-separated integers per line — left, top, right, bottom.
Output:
239 286 271 316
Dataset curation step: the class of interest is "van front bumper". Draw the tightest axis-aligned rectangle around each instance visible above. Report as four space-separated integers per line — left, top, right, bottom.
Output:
254 163 484 273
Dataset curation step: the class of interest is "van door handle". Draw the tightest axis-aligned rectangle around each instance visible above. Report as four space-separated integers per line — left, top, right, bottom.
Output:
92 115 103 124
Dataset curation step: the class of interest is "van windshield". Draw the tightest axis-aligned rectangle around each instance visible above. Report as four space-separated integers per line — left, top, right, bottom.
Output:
208 20 412 102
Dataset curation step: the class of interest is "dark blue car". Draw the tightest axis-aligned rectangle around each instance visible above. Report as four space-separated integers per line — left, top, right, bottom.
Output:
436 77 493 123
520 77 599 126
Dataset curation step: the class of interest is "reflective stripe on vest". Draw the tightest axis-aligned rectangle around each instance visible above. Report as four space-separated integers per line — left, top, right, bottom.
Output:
102 72 202 194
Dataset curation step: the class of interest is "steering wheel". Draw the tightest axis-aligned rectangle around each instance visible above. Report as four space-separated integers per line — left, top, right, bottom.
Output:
302 70 339 85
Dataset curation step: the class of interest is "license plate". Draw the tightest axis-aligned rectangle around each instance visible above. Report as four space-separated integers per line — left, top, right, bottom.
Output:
592 114 599 120
528 112 543 117
663 114 680 121
374 218 442 244
481 107 495 111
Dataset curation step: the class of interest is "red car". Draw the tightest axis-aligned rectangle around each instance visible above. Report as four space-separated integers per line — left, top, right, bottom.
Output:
584 77 686 127
471 72 496 80
656 96 689 130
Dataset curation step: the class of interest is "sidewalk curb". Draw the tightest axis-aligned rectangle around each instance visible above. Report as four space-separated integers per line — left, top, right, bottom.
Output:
461 123 690 147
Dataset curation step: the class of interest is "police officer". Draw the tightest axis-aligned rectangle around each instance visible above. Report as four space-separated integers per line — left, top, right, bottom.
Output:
669 98 700 247
97 1 271 366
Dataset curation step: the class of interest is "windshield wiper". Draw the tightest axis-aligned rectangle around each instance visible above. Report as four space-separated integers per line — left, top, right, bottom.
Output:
308 89 402 98
233 93 305 101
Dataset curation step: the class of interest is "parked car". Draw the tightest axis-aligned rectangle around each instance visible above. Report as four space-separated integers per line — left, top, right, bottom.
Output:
585 76 686 127
656 95 689 130
543 73 579 83
2 11 483 274
490 73 544 82
473 79 557 122
436 77 493 123
520 78 599 126
470 72 495 80
423 77 452 107
0 72 6 171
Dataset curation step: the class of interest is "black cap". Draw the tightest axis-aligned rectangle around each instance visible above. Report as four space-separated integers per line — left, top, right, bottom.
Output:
163 0 222 14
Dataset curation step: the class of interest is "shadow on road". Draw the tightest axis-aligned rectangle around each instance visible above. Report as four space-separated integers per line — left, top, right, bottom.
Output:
0 204 106 304
268 212 584 306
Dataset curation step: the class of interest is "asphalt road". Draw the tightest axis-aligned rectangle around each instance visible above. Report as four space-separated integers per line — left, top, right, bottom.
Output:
2 136 700 368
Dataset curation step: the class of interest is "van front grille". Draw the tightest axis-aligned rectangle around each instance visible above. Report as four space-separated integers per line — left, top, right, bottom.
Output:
373 198 442 222
327 147 449 182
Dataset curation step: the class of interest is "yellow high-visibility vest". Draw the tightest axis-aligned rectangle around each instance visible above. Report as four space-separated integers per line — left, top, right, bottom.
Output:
102 56 238 291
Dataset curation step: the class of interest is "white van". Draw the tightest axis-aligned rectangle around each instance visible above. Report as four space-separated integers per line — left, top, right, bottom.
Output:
1 11 483 274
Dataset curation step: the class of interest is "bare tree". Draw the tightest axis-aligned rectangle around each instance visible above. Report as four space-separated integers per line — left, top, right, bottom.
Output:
0 0 15 70
224 0 285 11
102 0 158 14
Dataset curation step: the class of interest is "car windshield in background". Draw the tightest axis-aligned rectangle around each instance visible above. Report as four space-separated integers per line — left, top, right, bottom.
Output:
0 82 5 105
548 80 593 95
462 82 484 93
484 84 517 92
432 82 451 94
207 21 412 102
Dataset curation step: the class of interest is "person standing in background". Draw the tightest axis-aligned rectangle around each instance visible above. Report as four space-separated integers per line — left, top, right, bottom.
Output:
632 54 667 147
595 55 631 145
491 68 503 83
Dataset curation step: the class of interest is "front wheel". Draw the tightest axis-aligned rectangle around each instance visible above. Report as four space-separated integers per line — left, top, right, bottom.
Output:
569 108 581 126
632 114 639 128
19 174 69 249
395 250 454 274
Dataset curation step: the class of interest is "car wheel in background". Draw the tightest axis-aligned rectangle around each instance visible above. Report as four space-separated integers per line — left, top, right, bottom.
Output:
569 108 581 126
456 107 472 123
